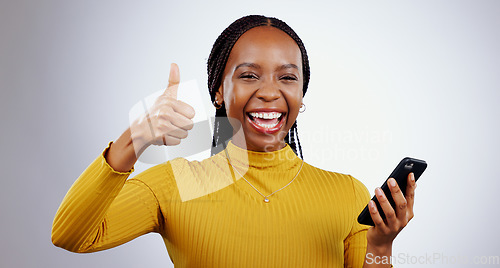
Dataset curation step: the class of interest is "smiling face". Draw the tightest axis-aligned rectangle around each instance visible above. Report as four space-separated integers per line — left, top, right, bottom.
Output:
216 26 304 152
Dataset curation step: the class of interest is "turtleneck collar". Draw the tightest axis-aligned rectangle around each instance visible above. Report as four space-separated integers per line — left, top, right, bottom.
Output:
218 141 302 170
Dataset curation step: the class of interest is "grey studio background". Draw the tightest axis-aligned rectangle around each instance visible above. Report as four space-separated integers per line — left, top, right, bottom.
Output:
1 0 499 267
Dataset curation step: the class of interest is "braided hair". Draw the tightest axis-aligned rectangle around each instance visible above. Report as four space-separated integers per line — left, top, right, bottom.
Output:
207 15 310 158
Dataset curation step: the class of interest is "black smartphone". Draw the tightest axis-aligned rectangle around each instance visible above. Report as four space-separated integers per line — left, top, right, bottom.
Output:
357 157 427 226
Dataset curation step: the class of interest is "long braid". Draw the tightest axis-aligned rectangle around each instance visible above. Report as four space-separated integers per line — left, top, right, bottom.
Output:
284 121 303 159
207 15 310 158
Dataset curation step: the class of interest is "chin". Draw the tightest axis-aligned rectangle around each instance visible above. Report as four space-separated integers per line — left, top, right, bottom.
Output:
246 132 287 152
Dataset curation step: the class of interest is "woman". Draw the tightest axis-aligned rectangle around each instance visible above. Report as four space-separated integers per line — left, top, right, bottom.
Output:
52 15 415 267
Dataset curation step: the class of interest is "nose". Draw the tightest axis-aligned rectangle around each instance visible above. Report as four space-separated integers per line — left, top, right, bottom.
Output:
255 78 281 102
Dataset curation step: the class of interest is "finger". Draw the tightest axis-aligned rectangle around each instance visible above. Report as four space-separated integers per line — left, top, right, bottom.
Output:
151 101 193 131
388 178 408 221
164 63 180 99
406 173 417 219
375 187 397 225
171 99 196 119
168 112 194 131
161 135 181 146
368 200 389 232
163 126 189 140
152 113 190 138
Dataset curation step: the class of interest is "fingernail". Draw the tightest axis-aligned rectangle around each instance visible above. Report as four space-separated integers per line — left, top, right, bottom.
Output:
389 178 396 188
376 187 383 196
370 201 377 212
410 173 415 182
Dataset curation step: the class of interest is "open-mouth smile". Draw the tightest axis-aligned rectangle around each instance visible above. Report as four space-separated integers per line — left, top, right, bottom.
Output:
246 111 286 134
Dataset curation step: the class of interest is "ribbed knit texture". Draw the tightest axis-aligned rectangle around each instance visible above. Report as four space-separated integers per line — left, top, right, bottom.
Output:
52 141 371 268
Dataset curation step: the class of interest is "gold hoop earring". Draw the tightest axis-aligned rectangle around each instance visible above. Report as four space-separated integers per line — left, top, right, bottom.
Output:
299 103 306 113
213 100 223 109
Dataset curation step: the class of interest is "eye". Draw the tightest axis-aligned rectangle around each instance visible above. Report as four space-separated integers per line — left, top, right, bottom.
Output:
239 73 259 80
280 75 298 81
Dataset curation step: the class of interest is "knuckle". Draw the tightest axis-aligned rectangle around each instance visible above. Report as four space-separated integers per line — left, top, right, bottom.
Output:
153 115 162 124
376 193 386 202
392 186 401 194
157 120 168 130
164 126 176 136
162 109 174 120
374 219 384 226
385 210 396 219
398 201 408 210
159 125 173 136
162 119 173 128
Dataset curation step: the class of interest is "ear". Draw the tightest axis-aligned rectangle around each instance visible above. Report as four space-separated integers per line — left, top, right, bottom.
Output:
215 86 223 103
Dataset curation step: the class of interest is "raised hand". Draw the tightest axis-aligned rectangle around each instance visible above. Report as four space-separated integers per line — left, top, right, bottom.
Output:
130 63 195 153
107 63 195 172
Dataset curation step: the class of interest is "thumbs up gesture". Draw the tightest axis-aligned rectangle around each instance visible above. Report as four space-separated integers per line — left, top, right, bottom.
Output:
130 63 196 153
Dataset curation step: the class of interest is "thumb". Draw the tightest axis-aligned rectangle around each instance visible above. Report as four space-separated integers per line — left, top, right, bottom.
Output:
164 63 180 99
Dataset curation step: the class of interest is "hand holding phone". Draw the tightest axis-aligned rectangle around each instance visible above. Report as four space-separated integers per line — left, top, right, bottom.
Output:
357 157 427 226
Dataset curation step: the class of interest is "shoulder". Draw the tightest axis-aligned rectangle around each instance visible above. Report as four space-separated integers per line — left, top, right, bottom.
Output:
302 162 370 198
128 156 200 186
128 154 229 200
301 162 357 184
125 161 177 194
132 155 215 180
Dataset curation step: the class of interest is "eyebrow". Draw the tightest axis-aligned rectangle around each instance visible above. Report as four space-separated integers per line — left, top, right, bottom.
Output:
234 62 299 71
276 63 299 71
235 62 260 71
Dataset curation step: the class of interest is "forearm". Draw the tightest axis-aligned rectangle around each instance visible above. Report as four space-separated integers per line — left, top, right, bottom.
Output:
106 116 161 172
107 128 140 173
363 243 393 268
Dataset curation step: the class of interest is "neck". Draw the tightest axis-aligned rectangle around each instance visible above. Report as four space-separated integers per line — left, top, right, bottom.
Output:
221 140 300 169
231 134 287 153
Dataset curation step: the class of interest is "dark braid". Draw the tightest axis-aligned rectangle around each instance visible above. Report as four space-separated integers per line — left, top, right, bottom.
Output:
284 121 303 159
207 15 310 158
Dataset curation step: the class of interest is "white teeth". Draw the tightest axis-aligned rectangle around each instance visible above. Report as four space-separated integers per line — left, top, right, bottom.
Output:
249 112 282 119
256 122 279 128
248 112 283 129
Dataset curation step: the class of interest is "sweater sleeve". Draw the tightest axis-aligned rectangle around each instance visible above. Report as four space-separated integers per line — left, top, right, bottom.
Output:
344 176 371 268
51 143 165 253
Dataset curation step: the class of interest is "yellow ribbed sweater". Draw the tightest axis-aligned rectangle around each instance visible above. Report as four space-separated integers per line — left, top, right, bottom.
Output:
52 141 370 268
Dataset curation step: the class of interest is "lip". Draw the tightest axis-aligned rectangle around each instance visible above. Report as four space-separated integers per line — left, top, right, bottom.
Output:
246 109 287 134
247 108 287 114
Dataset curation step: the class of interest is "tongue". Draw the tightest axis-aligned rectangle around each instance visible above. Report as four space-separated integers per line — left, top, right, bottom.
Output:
253 117 279 125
